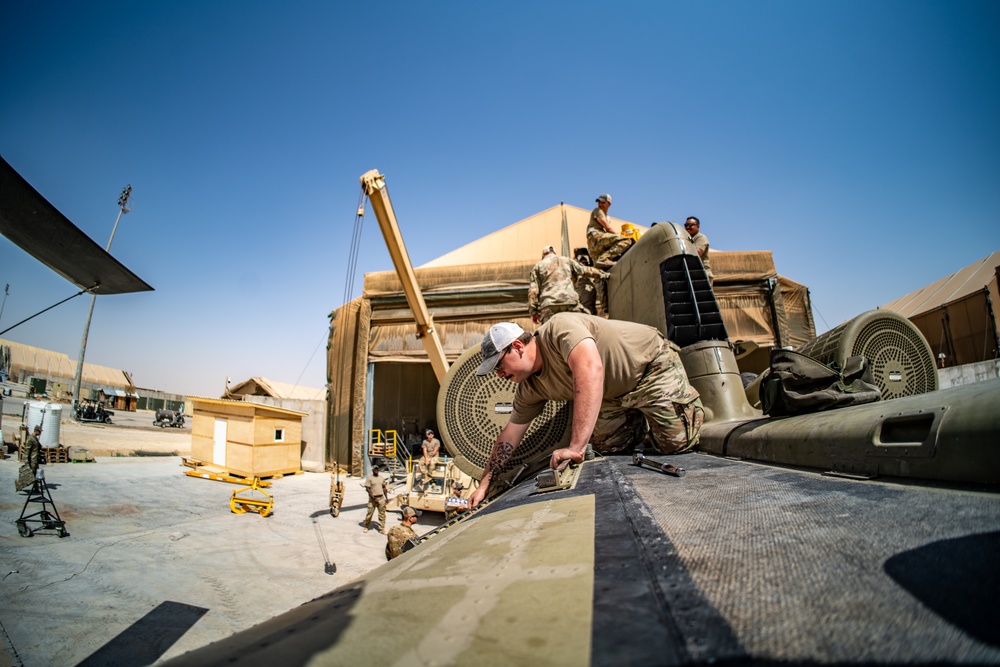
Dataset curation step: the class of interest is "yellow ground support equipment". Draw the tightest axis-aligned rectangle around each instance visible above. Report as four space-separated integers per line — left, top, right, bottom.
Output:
368 429 398 458
368 429 408 481
230 476 274 517
621 223 641 242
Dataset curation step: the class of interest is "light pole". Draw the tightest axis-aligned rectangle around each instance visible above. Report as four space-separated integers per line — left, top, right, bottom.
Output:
0 284 9 327
72 185 132 414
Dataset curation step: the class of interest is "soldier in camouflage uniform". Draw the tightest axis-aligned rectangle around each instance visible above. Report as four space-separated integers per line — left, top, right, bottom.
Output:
573 248 599 315
528 246 608 324
586 194 633 270
587 337 704 454
24 425 42 476
470 315 703 507
386 506 421 560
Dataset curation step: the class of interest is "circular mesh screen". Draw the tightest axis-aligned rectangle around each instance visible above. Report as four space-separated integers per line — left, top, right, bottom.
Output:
797 310 937 400
850 317 938 399
437 345 572 480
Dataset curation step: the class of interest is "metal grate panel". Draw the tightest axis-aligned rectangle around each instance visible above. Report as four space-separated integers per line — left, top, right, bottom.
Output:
797 310 937 399
437 345 572 479
851 316 938 399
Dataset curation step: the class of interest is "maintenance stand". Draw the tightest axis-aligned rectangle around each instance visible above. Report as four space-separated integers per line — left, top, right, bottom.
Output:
16 471 69 538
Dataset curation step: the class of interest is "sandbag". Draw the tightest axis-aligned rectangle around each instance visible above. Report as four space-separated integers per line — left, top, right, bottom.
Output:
760 348 882 417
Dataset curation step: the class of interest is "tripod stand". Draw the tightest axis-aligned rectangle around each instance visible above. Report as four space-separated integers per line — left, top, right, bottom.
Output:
16 471 69 538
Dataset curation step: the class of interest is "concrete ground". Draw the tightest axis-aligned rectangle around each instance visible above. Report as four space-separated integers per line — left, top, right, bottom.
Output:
0 408 436 666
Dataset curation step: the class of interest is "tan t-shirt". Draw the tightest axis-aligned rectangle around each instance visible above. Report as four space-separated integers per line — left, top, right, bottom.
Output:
587 207 609 236
365 474 387 497
511 313 664 424
688 231 712 277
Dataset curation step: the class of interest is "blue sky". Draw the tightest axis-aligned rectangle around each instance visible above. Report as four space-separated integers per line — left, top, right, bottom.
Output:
1 1 998 398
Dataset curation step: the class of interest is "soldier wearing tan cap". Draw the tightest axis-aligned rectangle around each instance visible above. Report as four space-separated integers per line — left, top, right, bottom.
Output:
586 194 633 270
470 315 703 507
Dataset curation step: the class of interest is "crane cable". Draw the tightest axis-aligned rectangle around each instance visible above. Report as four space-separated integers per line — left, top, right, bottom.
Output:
342 186 368 311
329 186 370 476
290 187 369 395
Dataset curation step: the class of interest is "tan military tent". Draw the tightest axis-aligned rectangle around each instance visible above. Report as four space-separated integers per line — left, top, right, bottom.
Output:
326 204 815 474
881 250 1000 368
0 338 135 397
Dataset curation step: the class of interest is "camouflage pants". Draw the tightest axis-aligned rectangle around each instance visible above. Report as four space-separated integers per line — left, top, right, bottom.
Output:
590 342 704 455
576 278 598 315
365 495 386 528
418 455 439 480
538 302 587 324
587 230 633 270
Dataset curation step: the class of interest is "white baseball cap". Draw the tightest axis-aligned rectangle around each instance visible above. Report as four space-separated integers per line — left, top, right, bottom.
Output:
476 322 525 376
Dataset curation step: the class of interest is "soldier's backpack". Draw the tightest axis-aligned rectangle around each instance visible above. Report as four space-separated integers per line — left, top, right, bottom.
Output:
760 348 882 417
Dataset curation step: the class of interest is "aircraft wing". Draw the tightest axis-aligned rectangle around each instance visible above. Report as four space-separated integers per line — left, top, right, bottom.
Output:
0 156 153 295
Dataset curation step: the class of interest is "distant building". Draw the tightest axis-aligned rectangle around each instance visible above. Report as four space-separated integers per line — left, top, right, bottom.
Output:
223 376 327 473
225 377 325 401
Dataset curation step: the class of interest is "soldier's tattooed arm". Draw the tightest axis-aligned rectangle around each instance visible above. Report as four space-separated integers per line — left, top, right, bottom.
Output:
471 420 530 508
485 438 516 478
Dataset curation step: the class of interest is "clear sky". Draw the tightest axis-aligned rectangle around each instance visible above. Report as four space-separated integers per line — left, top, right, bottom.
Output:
2 1 998 398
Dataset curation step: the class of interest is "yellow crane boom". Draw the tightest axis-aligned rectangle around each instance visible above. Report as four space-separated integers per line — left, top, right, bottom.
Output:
359 169 449 383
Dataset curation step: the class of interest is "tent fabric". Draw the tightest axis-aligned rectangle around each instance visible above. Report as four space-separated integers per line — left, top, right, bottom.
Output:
710 250 778 283
881 251 1000 317
779 276 817 350
327 298 371 475
365 261 537 297
908 290 999 366
881 251 1000 367
0 338 135 389
420 204 643 269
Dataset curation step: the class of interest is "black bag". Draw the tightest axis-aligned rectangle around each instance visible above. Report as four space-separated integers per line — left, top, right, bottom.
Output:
760 348 882 417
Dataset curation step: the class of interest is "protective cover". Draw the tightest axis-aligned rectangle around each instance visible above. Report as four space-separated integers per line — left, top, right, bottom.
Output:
760 348 882 417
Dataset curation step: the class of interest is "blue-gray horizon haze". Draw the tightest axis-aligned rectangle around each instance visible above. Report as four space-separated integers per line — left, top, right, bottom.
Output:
2 1 998 398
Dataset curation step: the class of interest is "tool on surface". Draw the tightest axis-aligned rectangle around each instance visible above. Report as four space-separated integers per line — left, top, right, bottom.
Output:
535 460 581 493
631 451 686 477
